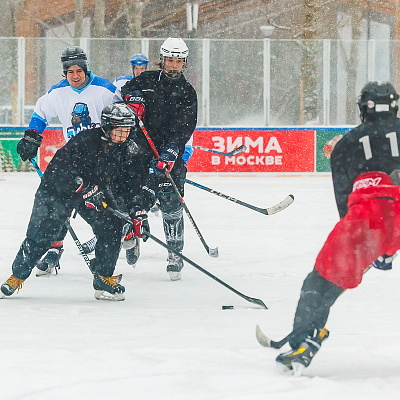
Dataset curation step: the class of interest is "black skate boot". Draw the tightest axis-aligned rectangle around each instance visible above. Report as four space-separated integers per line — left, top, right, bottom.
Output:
93 273 125 301
123 233 140 267
166 252 184 281
36 246 64 277
82 236 97 254
276 327 329 375
1 275 25 298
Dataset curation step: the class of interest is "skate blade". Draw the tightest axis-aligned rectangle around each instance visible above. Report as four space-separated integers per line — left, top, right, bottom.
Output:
35 267 55 277
94 290 125 301
168 271 182 281
275 361 293 375
292 362 306 376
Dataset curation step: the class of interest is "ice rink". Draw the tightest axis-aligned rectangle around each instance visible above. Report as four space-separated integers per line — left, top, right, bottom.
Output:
0 172 399 399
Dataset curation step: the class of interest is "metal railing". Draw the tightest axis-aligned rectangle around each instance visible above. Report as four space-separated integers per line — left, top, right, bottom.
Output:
0 37 397 127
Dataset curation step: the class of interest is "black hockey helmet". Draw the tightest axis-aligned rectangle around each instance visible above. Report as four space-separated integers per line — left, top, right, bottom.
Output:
100 102 136 140
358 81 399 122
61 46 88 76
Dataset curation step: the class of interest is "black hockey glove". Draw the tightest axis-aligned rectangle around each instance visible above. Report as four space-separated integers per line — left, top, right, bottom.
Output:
371 253 397 271
75 178 107 212
130 207 150 242
17 129 43 161
125 90 145 121
150 143 179 177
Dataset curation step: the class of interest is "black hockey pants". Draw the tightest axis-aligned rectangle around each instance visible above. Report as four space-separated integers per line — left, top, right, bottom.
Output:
12 190 124 280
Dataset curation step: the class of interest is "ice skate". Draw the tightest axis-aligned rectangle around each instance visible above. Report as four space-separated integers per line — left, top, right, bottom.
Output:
36 246 64 276
166 252 184 281
1 275 25 298
276 327 329 375
123 234 140 267
93 273 125 301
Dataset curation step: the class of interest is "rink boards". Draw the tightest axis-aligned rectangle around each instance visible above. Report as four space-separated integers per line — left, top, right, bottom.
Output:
0 126 353 173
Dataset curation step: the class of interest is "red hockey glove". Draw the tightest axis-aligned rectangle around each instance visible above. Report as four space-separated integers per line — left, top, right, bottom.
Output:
150 143 179 177
131 208 150 241
125 90 145 121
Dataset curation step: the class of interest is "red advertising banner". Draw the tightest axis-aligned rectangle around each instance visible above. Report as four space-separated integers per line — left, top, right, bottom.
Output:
187 129 315 172
39 129 66 171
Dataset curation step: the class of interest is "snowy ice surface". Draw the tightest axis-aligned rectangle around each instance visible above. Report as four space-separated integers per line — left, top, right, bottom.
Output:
0 172 399 400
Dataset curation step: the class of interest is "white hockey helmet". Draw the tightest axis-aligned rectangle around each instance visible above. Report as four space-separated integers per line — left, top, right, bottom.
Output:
160 37 189 60
159 38 188 79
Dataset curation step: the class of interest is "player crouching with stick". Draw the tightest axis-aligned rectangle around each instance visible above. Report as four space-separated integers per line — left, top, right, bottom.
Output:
1 103 155 301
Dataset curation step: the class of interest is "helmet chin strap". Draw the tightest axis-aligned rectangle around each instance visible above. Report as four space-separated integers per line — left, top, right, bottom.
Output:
164 70 183 80
161 58 186 81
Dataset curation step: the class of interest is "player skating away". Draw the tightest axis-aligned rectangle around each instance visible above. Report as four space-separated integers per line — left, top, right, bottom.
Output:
273 81 400 374
1 103 155 301
16 46 121 276
122 37 197 281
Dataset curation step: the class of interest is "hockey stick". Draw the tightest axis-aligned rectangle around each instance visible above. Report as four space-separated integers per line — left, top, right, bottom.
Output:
165 170 218 257
30 158 95 274
255 266 373 349
192 144 247 157
137 118 218 257
185 179 294 215
106 205 267 309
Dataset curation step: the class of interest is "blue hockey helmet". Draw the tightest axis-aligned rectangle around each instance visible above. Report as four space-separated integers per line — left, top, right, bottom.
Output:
130 53 149 67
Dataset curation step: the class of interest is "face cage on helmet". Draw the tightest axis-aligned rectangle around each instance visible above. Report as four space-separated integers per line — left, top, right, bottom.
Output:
160 56 187 80
102 122 134 143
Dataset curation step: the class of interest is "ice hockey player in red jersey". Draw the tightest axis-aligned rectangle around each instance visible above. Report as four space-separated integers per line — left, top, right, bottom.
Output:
274 81 400 374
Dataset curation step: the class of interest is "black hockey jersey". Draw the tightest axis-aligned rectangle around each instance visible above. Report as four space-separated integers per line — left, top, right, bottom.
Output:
121 70 197 159
331 115 400 218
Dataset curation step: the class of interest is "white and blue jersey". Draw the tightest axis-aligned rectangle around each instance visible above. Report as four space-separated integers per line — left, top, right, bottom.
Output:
29 71 122 142
113 75 133 100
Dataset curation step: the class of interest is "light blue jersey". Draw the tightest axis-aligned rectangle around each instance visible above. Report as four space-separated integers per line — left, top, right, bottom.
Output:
29 72 122 141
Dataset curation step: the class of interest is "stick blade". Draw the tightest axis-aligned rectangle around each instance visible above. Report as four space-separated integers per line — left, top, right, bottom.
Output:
231 144 247 156
265 194 294 215
256 325 272 347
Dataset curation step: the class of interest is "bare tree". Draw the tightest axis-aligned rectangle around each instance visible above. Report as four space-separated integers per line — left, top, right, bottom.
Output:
93 0 149 38
75 0 84 37
265 0 375 124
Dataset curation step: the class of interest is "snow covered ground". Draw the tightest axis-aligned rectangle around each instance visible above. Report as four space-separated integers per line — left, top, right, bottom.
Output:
0 172 399 400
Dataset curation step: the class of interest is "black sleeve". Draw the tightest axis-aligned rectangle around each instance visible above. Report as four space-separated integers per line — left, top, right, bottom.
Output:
330 142 352 219
121 77 139 102
40 136 83 197
124 169 158 213
167 84 197 156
